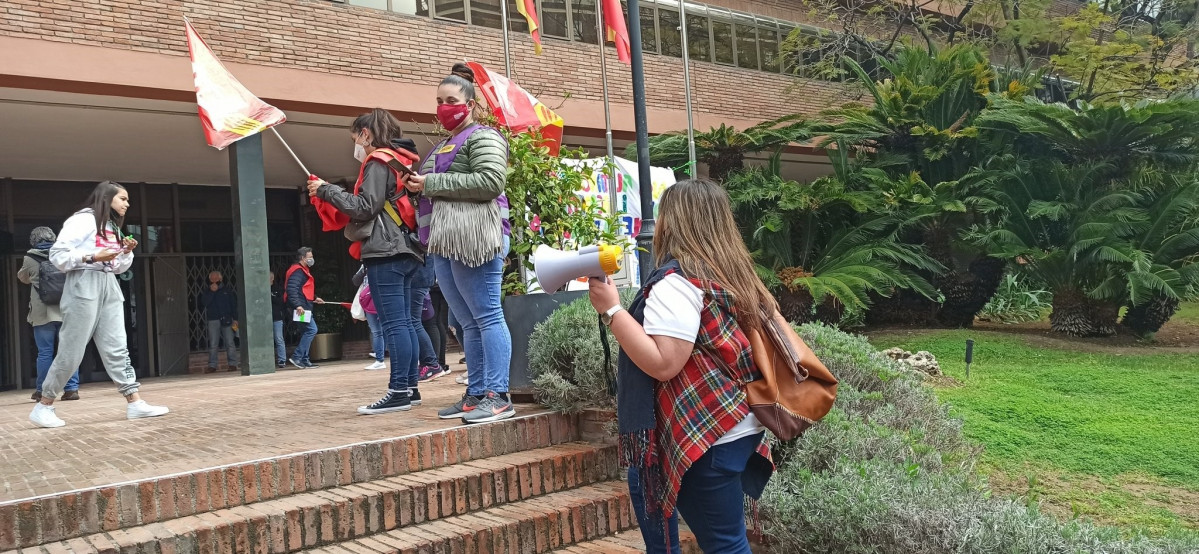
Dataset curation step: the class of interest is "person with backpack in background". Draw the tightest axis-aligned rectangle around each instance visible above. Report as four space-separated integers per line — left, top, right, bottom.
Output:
29 181 170 428
353 265 387 371
405 63 512 422
18 226 81 402
307 108 425 415
200 271 239 373
285 247 324 369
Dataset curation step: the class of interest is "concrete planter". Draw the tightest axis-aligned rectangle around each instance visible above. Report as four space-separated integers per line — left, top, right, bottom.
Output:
309 333 343 362
503 291 589 401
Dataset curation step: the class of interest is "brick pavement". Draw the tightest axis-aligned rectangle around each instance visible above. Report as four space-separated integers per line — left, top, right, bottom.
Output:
0 359 540 503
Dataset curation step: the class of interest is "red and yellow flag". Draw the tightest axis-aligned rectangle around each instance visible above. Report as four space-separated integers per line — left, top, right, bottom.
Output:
515 0 543 55
602 0 631 64
467 61 564 156
184 18 286 150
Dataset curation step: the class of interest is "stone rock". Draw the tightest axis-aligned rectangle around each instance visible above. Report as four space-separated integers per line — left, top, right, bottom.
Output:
882 347 942 376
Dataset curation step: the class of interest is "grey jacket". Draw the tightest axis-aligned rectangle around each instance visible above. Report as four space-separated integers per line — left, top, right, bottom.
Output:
316 160 423 262
18 249 62 327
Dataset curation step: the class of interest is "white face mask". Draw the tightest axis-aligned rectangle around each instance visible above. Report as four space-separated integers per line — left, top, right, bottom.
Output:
306 258 315 267
353 143 367 163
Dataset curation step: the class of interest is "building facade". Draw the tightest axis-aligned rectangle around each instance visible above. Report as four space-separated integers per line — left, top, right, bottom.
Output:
0 0 846 390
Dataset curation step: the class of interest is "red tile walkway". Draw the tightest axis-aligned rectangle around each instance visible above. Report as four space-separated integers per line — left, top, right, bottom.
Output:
0 358 542 503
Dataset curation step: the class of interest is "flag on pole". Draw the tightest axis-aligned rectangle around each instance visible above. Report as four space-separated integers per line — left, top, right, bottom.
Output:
184 18 286 150
515 0 543 55
466 61 564 156
602 0 631 64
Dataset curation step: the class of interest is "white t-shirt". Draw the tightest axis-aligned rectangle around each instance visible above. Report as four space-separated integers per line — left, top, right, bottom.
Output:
643 273 765 446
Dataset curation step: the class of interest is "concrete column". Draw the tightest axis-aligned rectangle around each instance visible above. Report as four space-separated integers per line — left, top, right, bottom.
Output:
229 134 275 375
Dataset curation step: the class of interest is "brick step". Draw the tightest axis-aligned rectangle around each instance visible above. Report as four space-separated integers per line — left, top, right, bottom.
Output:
556 528 702 554
22 442 616 554
1 413 580 550
302 481 636 554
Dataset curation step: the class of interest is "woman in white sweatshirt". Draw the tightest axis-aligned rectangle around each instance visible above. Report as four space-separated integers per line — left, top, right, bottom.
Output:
29 181 170 428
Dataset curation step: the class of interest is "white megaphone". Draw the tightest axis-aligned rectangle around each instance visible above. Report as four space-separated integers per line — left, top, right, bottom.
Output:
533 244 623 294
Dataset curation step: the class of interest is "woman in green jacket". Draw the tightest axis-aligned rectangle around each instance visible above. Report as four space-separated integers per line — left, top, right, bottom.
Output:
405 63 514 424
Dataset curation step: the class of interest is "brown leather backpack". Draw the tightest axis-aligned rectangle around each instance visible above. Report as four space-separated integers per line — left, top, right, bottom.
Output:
741 311 838 440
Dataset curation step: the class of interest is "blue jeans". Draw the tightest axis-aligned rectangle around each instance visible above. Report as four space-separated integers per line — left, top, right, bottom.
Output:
630 433 764 554
34 322 79 393
433 237 511 396
628 468 681 554
411 260 437 368
365 311 385 363
292 319 318 364
366 256 421 391
273 320 286 363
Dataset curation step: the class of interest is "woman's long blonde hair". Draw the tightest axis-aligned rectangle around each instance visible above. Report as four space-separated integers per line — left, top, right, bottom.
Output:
653 178 778 330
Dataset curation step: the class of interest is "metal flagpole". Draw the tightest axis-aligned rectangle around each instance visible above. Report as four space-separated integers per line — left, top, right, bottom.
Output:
500 0 513 77
677 0 697 177
596 0 618 221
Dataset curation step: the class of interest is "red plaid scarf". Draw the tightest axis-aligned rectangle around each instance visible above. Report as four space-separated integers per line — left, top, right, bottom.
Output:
649 273 773 519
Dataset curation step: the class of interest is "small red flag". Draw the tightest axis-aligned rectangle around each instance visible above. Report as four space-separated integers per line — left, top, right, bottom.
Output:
184 18 286 150
466 61 565 156
602 0 631 64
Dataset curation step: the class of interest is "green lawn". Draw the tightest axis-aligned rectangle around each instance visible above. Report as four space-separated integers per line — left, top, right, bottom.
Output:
872 329 1199 531
1175 302 1199 326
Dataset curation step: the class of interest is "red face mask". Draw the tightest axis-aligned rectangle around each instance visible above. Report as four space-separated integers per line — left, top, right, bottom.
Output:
436 103 471 131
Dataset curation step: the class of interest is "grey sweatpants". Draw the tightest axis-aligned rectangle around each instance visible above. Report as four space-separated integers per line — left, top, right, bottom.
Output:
41 270 140 400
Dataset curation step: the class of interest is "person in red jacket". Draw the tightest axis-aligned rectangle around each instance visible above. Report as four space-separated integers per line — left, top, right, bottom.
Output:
285 247 324 368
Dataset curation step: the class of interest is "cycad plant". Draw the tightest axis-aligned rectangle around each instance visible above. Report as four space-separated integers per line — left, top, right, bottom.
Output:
627 114 812 181
821 45 1028 327
972 160 1145 336
1109 178 1199 338
726 150 941 325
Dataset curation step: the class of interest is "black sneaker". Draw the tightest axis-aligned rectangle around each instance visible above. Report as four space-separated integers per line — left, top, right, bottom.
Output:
306 361 320 368
438 393 482 419
288 358 304 369
357 390 412 415
462 391 516 424
276 361 286 369
409 388 422 406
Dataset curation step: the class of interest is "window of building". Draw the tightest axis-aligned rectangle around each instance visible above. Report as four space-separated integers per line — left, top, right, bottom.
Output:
779 25 797 73
659 8 682 57
433 0 467 22
685 7 710 62
638 4 657 53
572 0 598 44
759 25 780 72
390 0 431 15
348 0 388 9
471 0 506 29
712 16 733 65
541 0 569 37
509 0 530 32
734 17 759 70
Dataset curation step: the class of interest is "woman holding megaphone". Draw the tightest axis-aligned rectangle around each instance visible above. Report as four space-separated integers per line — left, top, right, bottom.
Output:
586 179 775 554
404 63 515 424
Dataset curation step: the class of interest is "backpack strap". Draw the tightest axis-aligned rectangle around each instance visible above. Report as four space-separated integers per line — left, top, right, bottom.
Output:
358 148 419 230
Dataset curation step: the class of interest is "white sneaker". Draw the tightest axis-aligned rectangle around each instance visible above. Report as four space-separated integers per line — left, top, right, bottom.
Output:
30 403 66 428
455 374 469 385
365 361 387 370
368 352 376 358
127 400 170 420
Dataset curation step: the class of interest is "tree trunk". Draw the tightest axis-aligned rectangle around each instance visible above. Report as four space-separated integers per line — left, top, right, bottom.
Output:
1121 295 1181 339
865 290 940 326
934 256 1006 328
1049 289 1120 337
708 153 745 183
775 286 845 326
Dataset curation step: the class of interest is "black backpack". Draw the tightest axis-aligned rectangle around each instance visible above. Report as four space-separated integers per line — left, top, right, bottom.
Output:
28 253 65 305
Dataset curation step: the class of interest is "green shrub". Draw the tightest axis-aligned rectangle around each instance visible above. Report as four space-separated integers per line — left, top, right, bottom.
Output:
528 290 637 413
977 274 1052 324
759 324 1199 554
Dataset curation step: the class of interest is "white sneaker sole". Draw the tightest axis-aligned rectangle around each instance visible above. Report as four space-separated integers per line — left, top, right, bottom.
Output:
30 416 66 428
357 405 411 415
365 364 386 370
128 407 170 420
462 409 516 424
438 409 472 419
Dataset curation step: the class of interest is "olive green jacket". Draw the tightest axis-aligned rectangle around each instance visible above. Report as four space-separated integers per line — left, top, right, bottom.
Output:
420 127 509 267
